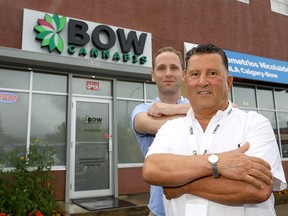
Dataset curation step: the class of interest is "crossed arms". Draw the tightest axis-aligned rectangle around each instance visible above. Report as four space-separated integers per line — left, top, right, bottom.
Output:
134 102 274 205
143 143 273 205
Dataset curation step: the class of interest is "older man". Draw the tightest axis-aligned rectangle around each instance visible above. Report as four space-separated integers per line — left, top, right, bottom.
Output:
143 43 286 216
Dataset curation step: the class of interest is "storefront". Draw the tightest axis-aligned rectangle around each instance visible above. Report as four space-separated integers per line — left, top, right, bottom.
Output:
1 5 287 203
0 9 154 201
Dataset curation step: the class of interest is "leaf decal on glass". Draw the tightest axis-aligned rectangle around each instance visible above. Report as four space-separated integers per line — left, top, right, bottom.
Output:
34 13 66 53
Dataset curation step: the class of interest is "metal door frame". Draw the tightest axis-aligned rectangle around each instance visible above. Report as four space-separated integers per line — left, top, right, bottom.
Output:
69 97 113 199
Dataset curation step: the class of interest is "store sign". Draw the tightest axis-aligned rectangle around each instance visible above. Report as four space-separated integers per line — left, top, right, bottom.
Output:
86 81 99 90
184 42 288 84
22 9 152 67
82 116 103 124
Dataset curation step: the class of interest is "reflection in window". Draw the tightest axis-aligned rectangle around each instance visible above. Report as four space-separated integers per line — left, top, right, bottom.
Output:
278 112 288 158
0 69 30 90
30 94 67 165
258 88 274 109
259 110 279 145
258 111 277 130
146 83 158 100
117 100 143 163
0 92 28 156
234 85 256 108
74 102 109 191
33 73 67 93
116 81 144 99
275 89 288 110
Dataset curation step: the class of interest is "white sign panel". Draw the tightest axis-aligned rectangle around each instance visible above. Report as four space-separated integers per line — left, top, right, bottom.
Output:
22 9 152 68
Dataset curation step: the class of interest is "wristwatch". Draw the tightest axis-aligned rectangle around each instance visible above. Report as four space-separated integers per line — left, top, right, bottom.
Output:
208 154 220 178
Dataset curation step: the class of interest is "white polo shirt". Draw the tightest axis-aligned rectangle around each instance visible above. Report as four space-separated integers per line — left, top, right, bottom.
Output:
146 102 287 216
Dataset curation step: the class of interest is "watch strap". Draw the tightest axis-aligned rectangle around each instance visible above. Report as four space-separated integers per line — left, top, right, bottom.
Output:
211 163 219 178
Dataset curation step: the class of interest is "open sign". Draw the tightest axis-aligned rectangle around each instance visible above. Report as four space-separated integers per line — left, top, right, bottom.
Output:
86 81 99 90
0 92 18 103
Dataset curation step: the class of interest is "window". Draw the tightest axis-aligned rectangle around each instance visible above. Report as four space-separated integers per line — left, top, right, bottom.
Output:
117 100 144 164
278 112 288 157
72 77 112 96
231 83 288 159
0 92 29 155
31 73 68 166
257 87 275 109
116 81 144 99
0 69 30 90
33 72 67 93
30 94 67 166
233 85 257 109
146 83 158 100
259 110 278 141
271 0 288 16
0 69 68 167
237 0 249 4
275 89 288 110
116 81 156 165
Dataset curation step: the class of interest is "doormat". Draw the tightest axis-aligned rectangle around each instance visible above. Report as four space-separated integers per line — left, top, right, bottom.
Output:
72 196 136 211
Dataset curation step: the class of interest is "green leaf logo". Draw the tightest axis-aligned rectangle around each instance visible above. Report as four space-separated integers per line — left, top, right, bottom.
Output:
34 13 66 53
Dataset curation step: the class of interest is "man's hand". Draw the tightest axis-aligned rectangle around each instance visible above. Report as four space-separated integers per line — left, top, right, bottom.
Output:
148 102 174 117
163 185 185 200
148 103 190 117
218 142 273 189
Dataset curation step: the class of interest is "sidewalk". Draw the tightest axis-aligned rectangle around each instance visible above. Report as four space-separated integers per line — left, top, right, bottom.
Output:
58 192 288 216
274 190 288 216
275 203 288 216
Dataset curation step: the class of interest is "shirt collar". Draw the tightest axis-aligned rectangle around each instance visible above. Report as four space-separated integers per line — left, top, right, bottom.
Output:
187 100 233 121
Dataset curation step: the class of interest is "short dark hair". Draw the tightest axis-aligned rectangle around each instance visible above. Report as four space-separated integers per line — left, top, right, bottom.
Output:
185 43 228 72
153 47 184 70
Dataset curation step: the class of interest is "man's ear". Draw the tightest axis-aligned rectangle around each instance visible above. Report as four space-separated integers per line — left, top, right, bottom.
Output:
227 75 233 90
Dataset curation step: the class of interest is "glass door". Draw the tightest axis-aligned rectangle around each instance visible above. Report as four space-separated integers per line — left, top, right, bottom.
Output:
70 97 112 199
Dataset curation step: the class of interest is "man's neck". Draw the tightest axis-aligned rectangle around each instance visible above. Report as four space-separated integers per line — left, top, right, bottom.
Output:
194 112 215 132
194 101 230 131
158 94 182 104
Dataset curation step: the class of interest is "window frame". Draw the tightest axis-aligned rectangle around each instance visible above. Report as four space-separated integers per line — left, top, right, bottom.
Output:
271 0 288 16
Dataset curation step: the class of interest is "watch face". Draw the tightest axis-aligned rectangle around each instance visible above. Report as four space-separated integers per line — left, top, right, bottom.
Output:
209 154 219 163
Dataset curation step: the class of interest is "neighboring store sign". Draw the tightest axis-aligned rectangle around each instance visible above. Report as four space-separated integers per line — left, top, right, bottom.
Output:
22 9 152 67
184 42 288 84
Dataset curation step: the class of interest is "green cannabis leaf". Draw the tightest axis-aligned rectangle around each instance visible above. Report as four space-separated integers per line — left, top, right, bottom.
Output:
34 13 66 53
